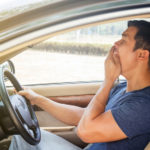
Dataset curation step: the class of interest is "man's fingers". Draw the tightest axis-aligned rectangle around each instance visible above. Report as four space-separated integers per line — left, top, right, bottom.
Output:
108 45 120 65
108 46 117 60
113 50 121 65
18 90 27 96
108 46 115 57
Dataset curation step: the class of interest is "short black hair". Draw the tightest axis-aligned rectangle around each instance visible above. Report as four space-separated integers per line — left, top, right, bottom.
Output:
128 20 150 67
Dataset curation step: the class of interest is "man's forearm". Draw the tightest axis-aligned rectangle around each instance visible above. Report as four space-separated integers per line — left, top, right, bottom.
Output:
77 81 114 131
35 95 85 126
86 81 113 119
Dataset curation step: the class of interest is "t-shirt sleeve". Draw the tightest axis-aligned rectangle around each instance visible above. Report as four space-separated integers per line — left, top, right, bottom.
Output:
111 97 150 139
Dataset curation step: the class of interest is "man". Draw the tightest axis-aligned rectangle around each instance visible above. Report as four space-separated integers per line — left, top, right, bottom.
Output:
9 20 150 150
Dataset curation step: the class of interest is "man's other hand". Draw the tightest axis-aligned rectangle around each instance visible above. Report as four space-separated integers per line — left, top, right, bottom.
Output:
104 46 121 83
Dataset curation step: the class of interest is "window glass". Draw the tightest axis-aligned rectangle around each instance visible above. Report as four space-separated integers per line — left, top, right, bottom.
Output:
11 21 127 85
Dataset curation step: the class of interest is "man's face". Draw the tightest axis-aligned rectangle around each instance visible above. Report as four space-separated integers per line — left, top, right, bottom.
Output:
114 26 138 76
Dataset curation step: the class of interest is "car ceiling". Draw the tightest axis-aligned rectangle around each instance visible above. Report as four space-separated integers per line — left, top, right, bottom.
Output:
0 0 150 64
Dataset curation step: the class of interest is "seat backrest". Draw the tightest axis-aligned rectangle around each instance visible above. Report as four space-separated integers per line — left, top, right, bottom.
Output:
145 142 150 150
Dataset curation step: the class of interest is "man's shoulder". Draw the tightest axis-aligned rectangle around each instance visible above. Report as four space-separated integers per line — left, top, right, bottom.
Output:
126 85 150 101
114 81 150 97
111 81 150 104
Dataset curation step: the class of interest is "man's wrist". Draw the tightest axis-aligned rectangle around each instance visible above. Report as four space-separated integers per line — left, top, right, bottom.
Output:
32 95 44 105
103 79 115 88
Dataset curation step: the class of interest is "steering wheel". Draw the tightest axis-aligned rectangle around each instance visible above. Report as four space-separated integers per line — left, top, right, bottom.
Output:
0 67 41 145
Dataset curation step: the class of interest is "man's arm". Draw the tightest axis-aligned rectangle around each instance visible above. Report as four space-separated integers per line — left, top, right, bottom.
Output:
19 89 85 126
77 47 127 143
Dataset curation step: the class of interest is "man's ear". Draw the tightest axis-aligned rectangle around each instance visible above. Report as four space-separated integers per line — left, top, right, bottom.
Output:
137 50 149 60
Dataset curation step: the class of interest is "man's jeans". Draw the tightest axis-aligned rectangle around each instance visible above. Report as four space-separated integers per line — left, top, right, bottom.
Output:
9 129 87 150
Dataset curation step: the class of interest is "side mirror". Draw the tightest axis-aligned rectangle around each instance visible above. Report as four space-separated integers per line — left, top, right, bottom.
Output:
2 60 15 74
1 60 15 82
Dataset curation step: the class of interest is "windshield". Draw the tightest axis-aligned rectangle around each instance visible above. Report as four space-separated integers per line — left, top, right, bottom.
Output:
0 0 60 21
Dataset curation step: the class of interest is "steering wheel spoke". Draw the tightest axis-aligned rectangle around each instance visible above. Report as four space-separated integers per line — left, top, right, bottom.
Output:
23 123 35 138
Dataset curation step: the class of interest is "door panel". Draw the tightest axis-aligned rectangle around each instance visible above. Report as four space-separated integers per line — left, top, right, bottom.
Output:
31 82 100 97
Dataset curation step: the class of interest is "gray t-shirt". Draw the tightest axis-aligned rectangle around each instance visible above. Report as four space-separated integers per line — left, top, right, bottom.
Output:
87 82 150 150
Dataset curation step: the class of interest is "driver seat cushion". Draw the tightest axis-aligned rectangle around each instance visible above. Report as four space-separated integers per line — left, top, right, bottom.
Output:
145 142 150 150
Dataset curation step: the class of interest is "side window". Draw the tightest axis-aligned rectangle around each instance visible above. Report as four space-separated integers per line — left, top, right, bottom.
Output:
11 21 127 85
